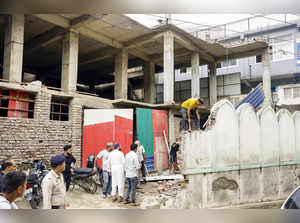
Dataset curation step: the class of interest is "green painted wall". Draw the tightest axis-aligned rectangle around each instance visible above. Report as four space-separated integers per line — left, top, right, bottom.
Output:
136 108 154 156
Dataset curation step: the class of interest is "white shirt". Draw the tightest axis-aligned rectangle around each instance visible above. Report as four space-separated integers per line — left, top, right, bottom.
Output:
108 149 125 172
137 145 145 162
0 195 18 209
42 170 66 209
97 149 110 171
125 151 140 178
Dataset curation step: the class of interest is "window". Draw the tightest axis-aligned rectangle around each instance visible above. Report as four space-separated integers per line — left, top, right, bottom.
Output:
284 88 292 99
174 80 191 103
217 59 238 69
50 97 70 121
0 88 35 118
256 55 262 63
156 84 163 104
284 87 300 99
293 87 300 98
271 34 294 61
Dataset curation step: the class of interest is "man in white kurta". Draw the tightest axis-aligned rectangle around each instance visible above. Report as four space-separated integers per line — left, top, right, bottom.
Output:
108 143 125 202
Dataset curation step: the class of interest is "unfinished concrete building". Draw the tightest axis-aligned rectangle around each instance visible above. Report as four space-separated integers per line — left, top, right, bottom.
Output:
0 14 270 168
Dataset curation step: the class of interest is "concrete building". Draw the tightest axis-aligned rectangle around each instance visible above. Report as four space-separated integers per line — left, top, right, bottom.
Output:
0 14 269 166
156 17 300 110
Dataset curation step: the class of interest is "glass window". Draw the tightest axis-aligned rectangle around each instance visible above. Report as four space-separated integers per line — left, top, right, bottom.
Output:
284 88 292 99
256 55 262 63
293 87 300 98
217 59 238 68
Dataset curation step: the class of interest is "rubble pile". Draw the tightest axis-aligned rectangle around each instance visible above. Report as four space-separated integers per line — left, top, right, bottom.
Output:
139 179 186 209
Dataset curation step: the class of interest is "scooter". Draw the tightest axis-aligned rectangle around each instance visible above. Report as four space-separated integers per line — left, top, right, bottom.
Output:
22 160 48 209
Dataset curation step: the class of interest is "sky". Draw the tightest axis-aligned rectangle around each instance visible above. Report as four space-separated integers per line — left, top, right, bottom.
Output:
126 14 299 39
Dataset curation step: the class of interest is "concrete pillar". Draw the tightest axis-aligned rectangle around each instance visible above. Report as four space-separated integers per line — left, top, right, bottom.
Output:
262 48 272 106
168 109 176 144
61 31 79 92
163 31 174 104
114 48 128 99
191 52 200 98
209 63 217 107
144 61 156 103
3 14 24 82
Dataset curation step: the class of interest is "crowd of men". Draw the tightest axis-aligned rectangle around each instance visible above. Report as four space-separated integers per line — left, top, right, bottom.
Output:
0 139 155 209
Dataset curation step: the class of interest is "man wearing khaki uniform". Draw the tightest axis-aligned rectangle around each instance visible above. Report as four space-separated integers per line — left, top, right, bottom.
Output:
42 155 67 209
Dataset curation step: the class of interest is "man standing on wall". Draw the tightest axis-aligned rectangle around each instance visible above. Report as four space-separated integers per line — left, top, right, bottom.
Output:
62 145 76 192
124 143 140 206
95 142 113 198
180 98 205 132
108 143 125 202
135 140 146 186
42 155 67 209
0 159 17 193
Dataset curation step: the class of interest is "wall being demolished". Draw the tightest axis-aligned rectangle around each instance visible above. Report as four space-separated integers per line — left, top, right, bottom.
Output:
165 100 300 208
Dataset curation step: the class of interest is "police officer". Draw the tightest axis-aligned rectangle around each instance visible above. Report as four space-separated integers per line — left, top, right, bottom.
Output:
42 154 67 209
62 145 76 191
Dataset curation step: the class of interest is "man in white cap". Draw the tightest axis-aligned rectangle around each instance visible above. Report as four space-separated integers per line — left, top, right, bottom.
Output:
108 143 125 202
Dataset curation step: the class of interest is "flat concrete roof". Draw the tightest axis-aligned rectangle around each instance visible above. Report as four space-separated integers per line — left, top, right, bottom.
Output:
0 14 268 87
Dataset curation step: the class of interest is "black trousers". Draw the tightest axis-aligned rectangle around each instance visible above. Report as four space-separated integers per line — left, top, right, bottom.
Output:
141 161 146 178
63 172 71 191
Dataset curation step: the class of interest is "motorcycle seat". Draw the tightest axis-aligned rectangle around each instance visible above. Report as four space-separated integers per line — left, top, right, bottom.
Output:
73 168 93 175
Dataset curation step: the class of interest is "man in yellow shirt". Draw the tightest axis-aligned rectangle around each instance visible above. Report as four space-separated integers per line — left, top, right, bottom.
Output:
180 98 204 132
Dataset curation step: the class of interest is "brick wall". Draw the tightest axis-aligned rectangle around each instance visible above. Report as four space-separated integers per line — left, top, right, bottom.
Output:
0 88 83 167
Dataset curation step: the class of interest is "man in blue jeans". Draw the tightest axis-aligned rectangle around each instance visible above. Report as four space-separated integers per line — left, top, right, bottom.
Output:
95 142 113 198
124 143 140 206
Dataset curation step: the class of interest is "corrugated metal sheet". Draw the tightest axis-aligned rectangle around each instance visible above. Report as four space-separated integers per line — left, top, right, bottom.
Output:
235 83 265 110
136 108 154 172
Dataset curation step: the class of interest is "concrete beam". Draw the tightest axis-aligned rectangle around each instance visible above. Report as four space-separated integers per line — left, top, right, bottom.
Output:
3 14 24 83
32 14 150 63
114 49 128 99
25 15 101 54
24 27 65 54
144 61 156 104
262 48 272 107
151 48 190 63
129 48 151 62
172 31 215 63
191 52 200 98
124 32 163 49
79 47 120 66
216 47 268 62
61 31 79 92
209 63 217 107
163 31 174 104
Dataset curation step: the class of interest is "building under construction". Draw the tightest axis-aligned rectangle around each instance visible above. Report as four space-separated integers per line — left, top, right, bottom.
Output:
0 14 270 169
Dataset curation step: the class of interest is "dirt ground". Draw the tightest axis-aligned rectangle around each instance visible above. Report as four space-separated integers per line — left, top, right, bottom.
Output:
15 181 166 209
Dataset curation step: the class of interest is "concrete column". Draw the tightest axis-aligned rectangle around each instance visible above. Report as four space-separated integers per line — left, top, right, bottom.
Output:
144 61 156 103
163 31 174 104
209 63 217 107
191 52 200 98
262 48 272 106
61 31 79 92
114 48 128 99
3 14 24 82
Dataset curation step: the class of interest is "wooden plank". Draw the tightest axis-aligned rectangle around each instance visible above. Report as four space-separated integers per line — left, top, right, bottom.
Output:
145 174 184 182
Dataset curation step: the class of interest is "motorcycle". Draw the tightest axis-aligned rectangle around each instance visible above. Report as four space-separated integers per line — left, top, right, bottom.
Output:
70 154 103 194
22 160 48 209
